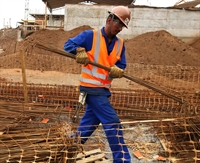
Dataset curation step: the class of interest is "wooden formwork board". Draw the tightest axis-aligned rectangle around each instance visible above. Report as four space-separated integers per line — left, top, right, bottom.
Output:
76 148 112 163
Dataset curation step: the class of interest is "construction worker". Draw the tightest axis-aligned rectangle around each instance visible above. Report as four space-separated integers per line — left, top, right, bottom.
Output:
64 6 131 163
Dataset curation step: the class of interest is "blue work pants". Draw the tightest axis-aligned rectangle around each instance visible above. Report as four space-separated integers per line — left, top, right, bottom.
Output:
77 94 131 163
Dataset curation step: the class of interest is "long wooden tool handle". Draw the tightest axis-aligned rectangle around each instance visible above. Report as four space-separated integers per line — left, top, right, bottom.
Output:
35 42 184 104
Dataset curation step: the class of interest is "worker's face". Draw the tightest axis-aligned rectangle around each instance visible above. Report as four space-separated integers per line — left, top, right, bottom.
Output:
110 18 125 35
113 19 125 29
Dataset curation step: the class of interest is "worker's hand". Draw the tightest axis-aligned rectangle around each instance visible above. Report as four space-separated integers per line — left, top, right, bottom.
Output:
109 65 124 78
76 48 90 66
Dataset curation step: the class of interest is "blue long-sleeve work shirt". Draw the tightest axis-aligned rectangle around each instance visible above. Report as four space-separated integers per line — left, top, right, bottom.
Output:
64 27 127 96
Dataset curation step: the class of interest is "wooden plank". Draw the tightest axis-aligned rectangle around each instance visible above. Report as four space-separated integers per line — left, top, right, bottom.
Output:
77 148 101 159
95 159 112 163
20 50 28 103
158 137 168 151
76 153 105 163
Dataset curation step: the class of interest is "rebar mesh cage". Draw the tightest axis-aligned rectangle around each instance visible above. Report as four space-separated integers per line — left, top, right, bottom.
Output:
0 51 200 162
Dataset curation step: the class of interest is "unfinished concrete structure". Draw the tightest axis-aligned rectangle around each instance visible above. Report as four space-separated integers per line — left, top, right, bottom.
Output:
64 4 200 43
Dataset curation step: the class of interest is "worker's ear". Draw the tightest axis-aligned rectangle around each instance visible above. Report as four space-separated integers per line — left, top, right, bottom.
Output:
106 17 112 25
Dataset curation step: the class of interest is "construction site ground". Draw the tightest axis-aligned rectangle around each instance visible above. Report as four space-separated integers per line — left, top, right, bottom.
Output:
0 26 200 163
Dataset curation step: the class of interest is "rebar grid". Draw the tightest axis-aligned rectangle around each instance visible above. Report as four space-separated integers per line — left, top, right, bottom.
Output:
1 52 200 162
0 82 199 117
155 117 200 163
125 63 200 96
0 52 81 74
0 102 200 163
0 52 200 90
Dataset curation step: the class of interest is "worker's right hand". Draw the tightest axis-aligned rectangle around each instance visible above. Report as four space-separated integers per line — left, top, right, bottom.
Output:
76 48 90 66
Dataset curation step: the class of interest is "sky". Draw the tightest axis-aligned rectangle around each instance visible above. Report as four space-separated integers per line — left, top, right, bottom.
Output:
0 0 61 29
0 0 191 29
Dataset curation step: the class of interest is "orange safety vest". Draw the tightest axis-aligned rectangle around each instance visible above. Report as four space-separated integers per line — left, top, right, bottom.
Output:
79 30 124 88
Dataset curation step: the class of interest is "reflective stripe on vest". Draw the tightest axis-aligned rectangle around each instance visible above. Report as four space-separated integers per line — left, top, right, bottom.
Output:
80 30 123 88
79 76 111 88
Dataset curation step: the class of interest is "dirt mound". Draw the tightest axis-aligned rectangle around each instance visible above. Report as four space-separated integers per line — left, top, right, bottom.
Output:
1 27 200 69
20 25 93 50
125 30 200 66
0 29 18 54
190 37 200 51
0 25 93 56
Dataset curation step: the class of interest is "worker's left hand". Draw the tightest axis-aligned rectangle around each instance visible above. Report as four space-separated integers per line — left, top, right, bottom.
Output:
109 65 124 78
76 48 90 66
